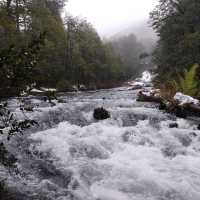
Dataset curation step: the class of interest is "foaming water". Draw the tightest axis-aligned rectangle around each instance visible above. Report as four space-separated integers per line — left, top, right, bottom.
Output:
2 87 200 200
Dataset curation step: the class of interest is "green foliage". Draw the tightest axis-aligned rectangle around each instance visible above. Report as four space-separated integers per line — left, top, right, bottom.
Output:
57 80 72 92
0 0 129 95
64 16 125 87
0 33 45 97
173 64 199 96
0 102 38 140
150 0 200 91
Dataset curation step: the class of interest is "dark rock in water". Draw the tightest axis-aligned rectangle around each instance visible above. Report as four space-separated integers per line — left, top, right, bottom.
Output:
174 106 187 118
57 99 67 103
43 96 48 102
169 123 178 128
50 102 56 107
197 124 200 130
129 85 143 90
122 131 132 142
158 100 187 118
93 107 110 120
159 101 167 110
145 83 153 87
189 132 197 137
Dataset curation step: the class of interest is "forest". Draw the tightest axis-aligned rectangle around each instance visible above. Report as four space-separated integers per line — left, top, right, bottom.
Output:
0 0 148 98
1 0 200 200
1 0 200 99
150 0 200 98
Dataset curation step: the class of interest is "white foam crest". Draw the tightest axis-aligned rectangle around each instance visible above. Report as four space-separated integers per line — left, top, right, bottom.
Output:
30 116 200 199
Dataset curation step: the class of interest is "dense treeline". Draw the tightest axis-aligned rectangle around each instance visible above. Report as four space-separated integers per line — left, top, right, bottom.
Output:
0 0 67 96
0 0 127 97
150 0 200 97
61 16 125 90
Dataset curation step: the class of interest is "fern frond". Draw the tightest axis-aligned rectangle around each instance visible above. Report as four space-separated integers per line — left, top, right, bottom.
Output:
179 64 199 96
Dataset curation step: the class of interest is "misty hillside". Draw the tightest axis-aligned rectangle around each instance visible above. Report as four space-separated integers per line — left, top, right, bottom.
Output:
112 20 158 52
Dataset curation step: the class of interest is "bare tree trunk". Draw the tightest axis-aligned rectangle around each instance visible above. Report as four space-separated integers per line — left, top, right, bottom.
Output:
6 0 12 15
15 0 20 32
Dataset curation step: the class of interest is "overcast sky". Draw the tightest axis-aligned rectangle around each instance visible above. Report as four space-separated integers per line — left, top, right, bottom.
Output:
65 0 158 36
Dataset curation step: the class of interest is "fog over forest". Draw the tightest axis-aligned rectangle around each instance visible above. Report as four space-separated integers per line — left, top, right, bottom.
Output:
65 0 158 56
65 0 158 36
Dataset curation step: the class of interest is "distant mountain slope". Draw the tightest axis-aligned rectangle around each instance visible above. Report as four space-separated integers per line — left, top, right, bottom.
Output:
111 20 158 52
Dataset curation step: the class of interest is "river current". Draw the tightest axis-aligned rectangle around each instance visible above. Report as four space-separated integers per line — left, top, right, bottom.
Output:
1 87 200 200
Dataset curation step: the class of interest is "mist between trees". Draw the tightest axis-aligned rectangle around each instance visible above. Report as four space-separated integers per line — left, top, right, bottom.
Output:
0 0 152 98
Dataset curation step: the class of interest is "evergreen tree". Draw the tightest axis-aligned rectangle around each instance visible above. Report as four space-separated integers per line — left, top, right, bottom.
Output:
150 0 200 84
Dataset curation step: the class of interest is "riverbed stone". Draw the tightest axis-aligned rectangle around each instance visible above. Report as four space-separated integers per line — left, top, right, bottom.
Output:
93 107 110 120
169 123 178 128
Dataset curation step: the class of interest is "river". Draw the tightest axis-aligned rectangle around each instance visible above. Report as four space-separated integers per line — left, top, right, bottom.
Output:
1 86 200 200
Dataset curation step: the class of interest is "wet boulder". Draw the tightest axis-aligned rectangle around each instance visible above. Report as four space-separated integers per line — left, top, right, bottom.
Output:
159 101 167 110
169 123 178 128
57 99 67 103
174 106 187 118
93 107 110 120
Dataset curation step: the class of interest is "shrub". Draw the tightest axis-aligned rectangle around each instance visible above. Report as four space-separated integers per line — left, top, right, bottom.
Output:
158 64 199 99
177 64 199 97
56 80 72 92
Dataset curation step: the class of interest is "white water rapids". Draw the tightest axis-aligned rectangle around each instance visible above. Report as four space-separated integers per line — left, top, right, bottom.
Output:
1 86 200 200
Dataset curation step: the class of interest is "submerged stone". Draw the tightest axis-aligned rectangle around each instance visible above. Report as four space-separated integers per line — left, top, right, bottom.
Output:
169 123 178 128
177 135 192 147
93 107 110 120
174 106 187 118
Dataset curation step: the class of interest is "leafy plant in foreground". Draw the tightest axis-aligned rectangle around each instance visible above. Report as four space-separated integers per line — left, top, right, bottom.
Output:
172 64 199 97
0 102 38 140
